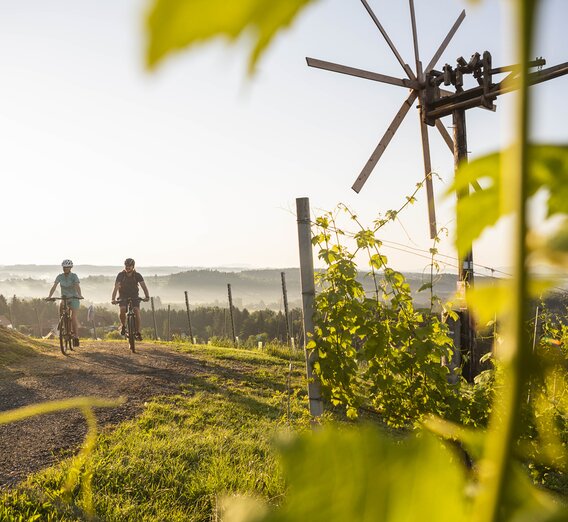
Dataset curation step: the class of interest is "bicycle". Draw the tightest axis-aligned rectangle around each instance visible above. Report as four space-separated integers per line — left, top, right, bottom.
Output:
113 297 147 353
47 296 83 355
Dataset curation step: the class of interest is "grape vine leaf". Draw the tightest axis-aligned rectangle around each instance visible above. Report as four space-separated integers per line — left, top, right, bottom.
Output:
448 144 568 256
146 0 318 71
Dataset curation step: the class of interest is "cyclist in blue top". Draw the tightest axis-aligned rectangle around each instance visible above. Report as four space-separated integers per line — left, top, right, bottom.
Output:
46 259 83 346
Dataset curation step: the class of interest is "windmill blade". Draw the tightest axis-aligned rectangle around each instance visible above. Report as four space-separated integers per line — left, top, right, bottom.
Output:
408 0 421 76
306 57 419 89
435 119 483 191
425 10 466 73
419 119 437 239
360 0 416 80
435 119 454 151
352 90 418 193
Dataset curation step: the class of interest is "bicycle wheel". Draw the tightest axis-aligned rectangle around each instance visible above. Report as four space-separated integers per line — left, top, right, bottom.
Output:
127 313 136 353
59 314 73 355
59 316 67 355
66 315 74 352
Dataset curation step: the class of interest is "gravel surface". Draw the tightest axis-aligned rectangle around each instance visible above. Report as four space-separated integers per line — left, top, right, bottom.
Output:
0 340 201 488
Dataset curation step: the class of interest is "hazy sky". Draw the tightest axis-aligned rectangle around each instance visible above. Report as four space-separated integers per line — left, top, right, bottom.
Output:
0 0 566 274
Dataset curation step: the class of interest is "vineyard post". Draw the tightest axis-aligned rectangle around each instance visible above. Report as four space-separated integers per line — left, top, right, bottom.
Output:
281 271 292 346
184 291 194 344
167 304 171 341
227 284 236 345
9 296 15 328
454 108 476 381
34 307 41 337
296 197 324 418
151 297 158 340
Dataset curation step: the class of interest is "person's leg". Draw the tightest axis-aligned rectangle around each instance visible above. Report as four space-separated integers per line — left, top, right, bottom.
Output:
119 306 127 334
134 307 141 333
71 308 79 337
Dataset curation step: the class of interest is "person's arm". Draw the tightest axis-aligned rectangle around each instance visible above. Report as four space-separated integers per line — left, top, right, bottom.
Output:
140 281 150 300
111 282 120 303
75 283 83 299
46 281 59 299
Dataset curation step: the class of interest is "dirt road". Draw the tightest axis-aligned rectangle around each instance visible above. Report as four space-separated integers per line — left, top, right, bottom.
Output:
0 340 201 488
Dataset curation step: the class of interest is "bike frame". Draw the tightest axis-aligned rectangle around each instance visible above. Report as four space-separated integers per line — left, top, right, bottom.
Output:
117 297 139 353
49 296 79 355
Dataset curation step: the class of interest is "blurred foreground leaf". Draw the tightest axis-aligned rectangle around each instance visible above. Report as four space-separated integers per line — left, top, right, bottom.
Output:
226 426 469 522
223 425 568 522
448 144 568 256
146 0 318 71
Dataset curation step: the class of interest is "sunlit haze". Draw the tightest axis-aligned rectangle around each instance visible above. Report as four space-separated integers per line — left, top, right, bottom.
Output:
1 0 566 275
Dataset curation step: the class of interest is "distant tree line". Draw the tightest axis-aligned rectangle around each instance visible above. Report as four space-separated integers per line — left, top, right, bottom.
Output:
0 294 303 344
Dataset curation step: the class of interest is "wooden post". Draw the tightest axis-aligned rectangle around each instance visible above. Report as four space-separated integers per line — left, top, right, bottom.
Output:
296 197 324 418
184 291 194 344
281 271 292 346
151 297 158 340
167 304 171 341
453 108 476 381
9 296 15 328
227 284 236 345
34 307 41 337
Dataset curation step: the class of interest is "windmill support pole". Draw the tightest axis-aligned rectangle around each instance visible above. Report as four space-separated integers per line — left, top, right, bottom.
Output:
453 108 477 381
227 284 236 345
184 291 194 344
296 197 324 418
281 271 292 346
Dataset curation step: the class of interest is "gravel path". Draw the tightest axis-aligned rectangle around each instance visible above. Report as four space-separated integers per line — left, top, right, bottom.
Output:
0 340 202 488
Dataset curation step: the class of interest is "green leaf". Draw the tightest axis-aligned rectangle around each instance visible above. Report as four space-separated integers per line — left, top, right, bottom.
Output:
146 0 317 71
257 426 469 521
466 281 508 325
447 145 568 256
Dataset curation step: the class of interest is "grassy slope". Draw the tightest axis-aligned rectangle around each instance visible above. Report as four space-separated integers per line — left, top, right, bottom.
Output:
0 325 49 366
0 342 309 521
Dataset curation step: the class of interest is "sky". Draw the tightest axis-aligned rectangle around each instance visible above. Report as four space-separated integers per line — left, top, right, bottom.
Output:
0 0 566 274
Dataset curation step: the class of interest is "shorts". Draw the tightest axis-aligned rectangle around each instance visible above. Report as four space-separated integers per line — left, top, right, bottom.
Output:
118 296 142 309
63 297 81 310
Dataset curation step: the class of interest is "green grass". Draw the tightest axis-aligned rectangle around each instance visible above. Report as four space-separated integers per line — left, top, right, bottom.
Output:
0 325 48 366
0 342 310 521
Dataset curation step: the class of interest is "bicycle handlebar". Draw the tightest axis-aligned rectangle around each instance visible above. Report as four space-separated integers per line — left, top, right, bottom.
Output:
45 296 84 301
112 297 150 305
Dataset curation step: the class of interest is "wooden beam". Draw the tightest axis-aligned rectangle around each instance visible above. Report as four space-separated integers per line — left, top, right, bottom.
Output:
409 0 421 77
427 61 568 119
425 10 466 73
360 0 416 80
352 91 418 193
435 119 454 151
419 118 437 238
306 57 420 89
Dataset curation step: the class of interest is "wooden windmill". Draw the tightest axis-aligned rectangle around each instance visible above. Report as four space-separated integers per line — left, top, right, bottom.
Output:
307 0 568 379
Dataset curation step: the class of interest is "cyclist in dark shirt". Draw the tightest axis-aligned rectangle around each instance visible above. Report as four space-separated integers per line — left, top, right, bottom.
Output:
111 258 150 340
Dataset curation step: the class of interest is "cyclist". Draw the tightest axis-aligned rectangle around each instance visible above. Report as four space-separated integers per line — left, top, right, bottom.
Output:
46 259 83 346
111 258 150 340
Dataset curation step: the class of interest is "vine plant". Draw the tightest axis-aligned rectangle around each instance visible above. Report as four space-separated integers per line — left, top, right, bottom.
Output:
308 198 469 428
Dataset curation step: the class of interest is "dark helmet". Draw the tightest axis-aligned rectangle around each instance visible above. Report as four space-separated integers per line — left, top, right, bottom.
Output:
124 258 135 267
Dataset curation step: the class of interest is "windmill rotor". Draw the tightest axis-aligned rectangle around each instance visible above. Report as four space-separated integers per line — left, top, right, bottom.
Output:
307 0 467 239
307 0 568 240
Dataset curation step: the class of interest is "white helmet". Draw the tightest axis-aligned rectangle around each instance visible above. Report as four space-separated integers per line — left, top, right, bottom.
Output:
61 259 73 268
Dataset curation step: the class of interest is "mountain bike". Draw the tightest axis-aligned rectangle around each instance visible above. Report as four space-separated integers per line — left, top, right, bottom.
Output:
47 296 83 355
114 297 147 353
